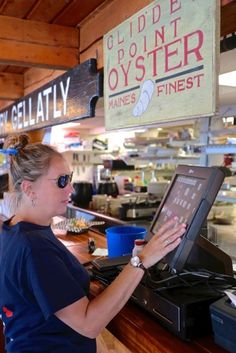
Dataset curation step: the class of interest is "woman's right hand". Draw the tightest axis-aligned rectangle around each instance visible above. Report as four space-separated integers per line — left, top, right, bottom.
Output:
140 218 186 269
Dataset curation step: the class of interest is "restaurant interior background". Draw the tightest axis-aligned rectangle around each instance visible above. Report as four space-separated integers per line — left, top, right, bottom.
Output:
51 46 236 269
0 0 236 269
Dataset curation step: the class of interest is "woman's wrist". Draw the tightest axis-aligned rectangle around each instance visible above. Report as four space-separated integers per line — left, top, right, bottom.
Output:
138 254 149 269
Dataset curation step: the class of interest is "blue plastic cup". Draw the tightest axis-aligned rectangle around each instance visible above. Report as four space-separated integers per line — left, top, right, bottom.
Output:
105 225 147 258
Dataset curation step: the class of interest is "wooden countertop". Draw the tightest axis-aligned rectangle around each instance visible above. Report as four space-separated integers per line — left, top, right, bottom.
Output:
55 229 228 353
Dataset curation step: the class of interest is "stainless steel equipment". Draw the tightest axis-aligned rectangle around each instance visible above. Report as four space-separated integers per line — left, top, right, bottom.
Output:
119 194 161 220
125 206 158 219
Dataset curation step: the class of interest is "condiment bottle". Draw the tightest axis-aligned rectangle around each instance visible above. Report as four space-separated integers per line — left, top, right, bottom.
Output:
150 170 157 182
132 239 146 257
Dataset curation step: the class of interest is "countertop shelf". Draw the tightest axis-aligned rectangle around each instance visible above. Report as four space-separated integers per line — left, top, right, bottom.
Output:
209 127 236 137
123 137 170 146
203 144 236 154
123 155 201 166
216 190 236 203
167 139 202 147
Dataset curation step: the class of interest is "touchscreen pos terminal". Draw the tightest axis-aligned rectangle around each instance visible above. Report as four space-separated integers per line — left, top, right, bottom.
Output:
148 165 225 273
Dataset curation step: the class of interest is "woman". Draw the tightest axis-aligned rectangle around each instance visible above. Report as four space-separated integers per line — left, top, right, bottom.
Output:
0 133 186 353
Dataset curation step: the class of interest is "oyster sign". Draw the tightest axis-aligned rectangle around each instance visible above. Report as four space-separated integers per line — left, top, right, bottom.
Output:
104 0 219 130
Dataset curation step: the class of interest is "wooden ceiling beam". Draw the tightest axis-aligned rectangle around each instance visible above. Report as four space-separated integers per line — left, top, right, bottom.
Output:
0 15 79 69
24 67 65 95
0 100 14 110
0 72 23 99
0 39 78 69
221 1 236 37
0 15 78 47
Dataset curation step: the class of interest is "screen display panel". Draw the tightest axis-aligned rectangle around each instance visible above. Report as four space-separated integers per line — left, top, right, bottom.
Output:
149 165 224 273
152 174 206 233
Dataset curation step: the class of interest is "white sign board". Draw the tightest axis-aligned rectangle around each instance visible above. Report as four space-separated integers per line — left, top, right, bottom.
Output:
104 0 220 130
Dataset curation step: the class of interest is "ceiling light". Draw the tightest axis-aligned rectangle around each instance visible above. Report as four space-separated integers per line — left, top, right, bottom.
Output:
134 129 146 133
219 71 236 87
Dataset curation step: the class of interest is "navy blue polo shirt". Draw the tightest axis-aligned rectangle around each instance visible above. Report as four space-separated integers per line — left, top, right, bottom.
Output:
0 220 96 353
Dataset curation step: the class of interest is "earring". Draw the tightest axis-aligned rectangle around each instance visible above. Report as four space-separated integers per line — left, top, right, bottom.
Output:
31 198 36 207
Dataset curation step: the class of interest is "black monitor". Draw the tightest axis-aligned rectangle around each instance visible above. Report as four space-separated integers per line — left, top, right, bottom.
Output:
148 165 225 273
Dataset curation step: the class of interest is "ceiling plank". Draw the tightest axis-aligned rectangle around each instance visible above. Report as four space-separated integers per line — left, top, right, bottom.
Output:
24 67 65 95
221 0 235 6
0 0 39 18
25 0 73 23
3 66 28 74
53 0 107 27
221 1 236 36
0 72 23 99
0 64 9 72
80 38 103 70
0 100 14 110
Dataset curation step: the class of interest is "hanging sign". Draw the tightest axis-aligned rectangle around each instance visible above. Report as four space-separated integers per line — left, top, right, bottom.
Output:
0 59 102 137
104 0 220 130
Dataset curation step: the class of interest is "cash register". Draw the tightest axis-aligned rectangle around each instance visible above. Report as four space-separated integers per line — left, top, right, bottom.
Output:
91 165 236 341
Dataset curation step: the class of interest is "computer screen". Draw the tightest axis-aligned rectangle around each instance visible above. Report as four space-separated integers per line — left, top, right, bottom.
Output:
148 165 224 273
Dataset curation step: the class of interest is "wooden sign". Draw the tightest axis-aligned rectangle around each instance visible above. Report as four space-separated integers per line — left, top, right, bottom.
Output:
104 0 220 130
0 59 102 137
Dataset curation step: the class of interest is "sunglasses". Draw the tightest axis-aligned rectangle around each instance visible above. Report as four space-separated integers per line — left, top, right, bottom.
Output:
48 172 73 189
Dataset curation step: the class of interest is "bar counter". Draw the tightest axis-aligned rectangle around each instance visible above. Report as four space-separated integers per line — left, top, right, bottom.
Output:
55 228 227 353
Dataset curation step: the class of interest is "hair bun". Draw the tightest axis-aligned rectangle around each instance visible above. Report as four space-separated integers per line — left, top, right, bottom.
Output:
15 134 30 150
4 133 30 151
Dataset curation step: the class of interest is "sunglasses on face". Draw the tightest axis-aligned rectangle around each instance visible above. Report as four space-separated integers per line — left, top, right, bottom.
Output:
48 172 73 189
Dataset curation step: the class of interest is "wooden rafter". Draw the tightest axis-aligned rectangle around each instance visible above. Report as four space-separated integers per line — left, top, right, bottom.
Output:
0 72 23 99
0 15 79 69
221 1 236 36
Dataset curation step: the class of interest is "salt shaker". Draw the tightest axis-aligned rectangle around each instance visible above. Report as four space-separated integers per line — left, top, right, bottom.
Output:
132 239 146 257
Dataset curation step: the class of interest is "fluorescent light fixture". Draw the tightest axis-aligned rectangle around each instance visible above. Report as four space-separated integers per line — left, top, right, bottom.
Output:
223 116 235 124
134 129 146 133
219 71 236 87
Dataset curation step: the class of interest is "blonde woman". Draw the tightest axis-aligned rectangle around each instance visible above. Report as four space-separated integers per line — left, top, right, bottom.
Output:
0 133 186 353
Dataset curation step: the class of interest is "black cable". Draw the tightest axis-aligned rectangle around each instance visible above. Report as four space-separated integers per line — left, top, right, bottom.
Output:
144 268 236 293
